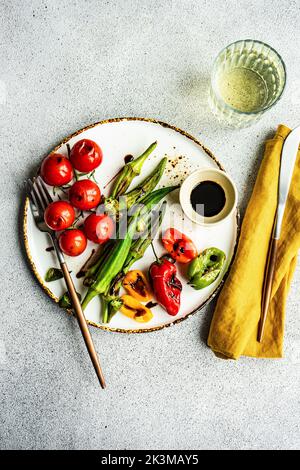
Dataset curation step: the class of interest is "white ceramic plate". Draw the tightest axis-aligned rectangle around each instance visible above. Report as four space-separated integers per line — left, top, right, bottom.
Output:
23 117 239 333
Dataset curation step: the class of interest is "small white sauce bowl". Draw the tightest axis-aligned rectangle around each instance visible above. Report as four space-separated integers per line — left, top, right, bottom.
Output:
179 168 238 226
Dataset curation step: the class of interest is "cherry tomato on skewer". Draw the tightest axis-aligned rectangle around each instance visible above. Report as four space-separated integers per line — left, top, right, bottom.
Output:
84 213 114 244
70 139 103 173
41 153 73 186
162 228 197 264
44 201 75 231
69 179 101 211
59 229 87 257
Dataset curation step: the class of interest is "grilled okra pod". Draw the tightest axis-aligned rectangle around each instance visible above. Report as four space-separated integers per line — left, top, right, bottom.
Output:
110 141 157 198
82 187 178 311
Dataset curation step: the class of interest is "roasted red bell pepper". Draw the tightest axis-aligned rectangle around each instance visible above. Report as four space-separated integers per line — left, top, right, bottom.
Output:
162 228 197 264
149 257 182 316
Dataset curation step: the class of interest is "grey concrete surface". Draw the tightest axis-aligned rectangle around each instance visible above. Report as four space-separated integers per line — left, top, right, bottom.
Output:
1 0 300 451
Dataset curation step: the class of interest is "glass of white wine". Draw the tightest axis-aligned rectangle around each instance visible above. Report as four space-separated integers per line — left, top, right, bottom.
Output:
209 40 286 128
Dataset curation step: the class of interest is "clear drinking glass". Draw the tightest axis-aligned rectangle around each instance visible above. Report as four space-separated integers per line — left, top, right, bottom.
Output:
209 40 286 128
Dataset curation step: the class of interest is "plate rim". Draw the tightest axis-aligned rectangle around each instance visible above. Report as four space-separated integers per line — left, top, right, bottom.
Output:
23 116 240 334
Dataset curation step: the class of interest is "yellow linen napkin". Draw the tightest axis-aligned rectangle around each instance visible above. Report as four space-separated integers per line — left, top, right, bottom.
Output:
208 124 300 359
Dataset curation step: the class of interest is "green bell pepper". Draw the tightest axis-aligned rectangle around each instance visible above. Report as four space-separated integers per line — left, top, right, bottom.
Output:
187 247 226 290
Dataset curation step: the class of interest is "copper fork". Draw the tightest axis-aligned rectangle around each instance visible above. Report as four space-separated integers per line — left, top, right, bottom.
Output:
27 176 106 389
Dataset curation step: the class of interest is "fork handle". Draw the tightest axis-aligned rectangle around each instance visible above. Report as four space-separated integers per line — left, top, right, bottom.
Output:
60 262 106 389
257 238 279 343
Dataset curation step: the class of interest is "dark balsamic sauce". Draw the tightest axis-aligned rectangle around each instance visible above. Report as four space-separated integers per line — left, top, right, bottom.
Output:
76 270 86 279
124 154 134 164
145 301 158 309
190 181 226 217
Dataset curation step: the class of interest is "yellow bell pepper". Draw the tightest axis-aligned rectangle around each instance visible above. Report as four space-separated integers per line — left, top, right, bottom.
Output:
122 270 152 302
120 295 153 323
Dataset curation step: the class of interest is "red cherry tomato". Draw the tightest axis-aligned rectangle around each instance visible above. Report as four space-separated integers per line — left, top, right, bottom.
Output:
41 153 73 186
69 179 101 211
70 139 103 173
162 228 198 264
59 229 87 257
44 201 75 231
84 213 114 244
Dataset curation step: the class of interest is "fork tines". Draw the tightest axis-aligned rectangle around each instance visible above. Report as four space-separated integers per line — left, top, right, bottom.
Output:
27 176 53 215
